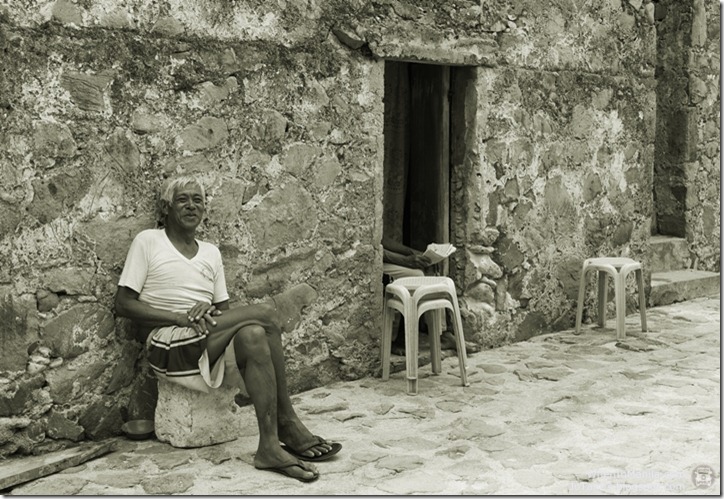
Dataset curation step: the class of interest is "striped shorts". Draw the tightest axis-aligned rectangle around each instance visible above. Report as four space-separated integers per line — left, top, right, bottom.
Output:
147 325 235 393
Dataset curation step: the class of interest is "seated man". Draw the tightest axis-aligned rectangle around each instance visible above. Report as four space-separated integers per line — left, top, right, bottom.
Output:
382 237 433 280
115 175 341 483
382 236 480 354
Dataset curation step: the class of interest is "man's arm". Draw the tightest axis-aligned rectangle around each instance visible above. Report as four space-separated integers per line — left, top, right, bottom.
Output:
384 248 433 269
116 286 224 334
382 236 432 268
381 236 416 256
384 248 413 266
114 286 186 327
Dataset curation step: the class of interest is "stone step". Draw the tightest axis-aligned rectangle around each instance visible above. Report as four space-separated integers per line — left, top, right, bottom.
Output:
650 269 720 306
649 235 690 272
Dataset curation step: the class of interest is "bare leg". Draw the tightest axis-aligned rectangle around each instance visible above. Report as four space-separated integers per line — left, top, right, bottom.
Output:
265 325 333 458
205 300 334 460
203 283 317 336
206 324 318 480
205 302 278 334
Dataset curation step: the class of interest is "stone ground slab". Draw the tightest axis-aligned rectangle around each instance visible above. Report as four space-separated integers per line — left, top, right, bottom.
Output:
5 295 720 495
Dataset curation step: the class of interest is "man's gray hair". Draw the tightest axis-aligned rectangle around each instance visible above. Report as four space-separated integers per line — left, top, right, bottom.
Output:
156 175 206 226
160 175 206 206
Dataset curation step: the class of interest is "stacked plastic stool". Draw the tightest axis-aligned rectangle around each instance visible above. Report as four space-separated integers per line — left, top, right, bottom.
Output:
574 257 647 340
381 276 469 394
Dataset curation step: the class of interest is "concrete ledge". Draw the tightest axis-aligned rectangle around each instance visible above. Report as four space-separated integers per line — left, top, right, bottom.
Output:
650 269 720 306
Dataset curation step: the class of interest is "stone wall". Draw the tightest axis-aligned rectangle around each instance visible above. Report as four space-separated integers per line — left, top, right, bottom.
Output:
0 0 718 456
367 0 658 345
454 65 656 345
653 0 720 271
0 0 385 456
685 0 720 272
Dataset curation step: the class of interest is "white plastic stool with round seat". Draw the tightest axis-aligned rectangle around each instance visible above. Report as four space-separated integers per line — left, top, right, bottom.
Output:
574 257 647 340
381 276 469 394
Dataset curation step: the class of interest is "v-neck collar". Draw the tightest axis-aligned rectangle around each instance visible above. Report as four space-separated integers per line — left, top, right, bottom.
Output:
162 229 199 261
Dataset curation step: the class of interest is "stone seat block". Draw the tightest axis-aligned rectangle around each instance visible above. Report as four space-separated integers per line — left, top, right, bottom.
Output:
154 361 246 449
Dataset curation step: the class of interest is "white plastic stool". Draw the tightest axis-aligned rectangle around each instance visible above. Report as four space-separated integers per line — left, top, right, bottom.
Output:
574 257 647 340
381 276 469 394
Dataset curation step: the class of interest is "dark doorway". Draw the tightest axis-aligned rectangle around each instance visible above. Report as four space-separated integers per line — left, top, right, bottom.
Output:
382 61 452 269
405 64 450 251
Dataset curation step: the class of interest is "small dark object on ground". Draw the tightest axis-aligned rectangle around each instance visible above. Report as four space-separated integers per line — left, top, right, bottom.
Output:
121 420 155 440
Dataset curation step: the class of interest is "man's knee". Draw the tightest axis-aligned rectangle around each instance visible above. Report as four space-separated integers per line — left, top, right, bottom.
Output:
252 302 281 333
234 324 269 354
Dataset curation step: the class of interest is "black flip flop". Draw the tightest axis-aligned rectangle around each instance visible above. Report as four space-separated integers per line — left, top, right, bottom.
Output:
281 436 342 462
256 463 319 483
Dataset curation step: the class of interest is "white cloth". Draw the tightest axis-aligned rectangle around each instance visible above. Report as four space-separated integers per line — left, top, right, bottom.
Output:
119 228 229 312
382 263 425 280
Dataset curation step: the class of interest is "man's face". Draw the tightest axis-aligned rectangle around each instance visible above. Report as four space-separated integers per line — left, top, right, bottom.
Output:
166 182 205 231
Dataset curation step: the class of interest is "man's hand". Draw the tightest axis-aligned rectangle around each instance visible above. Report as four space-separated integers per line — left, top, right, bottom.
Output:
405 253 433 269
180 302 222 335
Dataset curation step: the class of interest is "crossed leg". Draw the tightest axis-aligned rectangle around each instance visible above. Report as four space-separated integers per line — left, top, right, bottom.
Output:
204 301 333 480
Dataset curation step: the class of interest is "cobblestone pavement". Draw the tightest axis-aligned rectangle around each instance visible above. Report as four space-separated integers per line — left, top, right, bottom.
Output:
8 296 720 495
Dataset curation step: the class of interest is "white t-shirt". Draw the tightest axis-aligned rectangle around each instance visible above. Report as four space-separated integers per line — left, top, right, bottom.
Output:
118 228 229 313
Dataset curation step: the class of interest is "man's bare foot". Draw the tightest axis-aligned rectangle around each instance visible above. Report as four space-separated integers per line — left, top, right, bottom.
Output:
254 447 319 482
278 418 336 460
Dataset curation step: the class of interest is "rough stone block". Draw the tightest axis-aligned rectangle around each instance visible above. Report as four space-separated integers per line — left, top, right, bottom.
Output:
43 303 114 359
0 200 22 236
33 121 77 159
28 170 92 224
46 411 84 441
45 267 94 295
515 311 547 342
127 370 158 421
667 108 699 163
0 377 43 417
611 221 633 246
36 290 60 312
179 117 229 151
271 282 319 333
466 282 494 304
0 293 39 372
78 397 124 440
104 342 141 394
46 358 105 404
495 236 524 270
154 367 246 449
51 0 82 26
649 235 690 272
77 216 155 267
246 183 318 249
332 27 366 50
104 129 141 176
60 71 114 112
282 143 320 177
246 249 317 298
